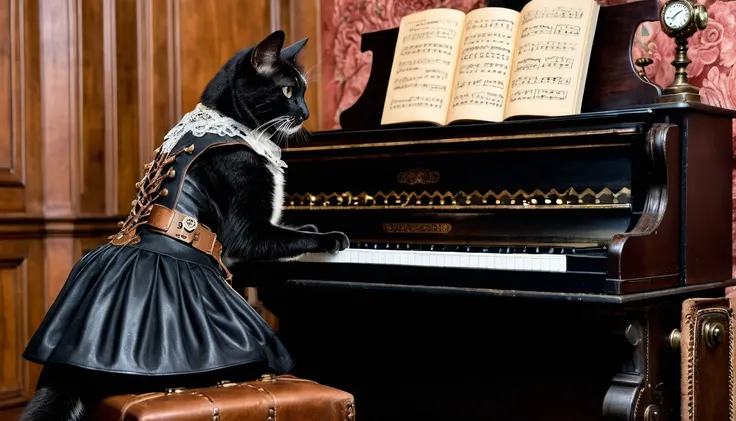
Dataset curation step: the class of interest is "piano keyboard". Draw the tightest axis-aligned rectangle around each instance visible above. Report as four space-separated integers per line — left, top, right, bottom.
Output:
296 243 606 273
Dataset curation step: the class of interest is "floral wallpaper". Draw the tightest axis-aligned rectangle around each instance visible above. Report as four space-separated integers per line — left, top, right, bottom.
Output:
320 0 736 274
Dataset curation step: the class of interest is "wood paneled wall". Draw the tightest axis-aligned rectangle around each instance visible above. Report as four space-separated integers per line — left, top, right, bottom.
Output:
0 0 318 416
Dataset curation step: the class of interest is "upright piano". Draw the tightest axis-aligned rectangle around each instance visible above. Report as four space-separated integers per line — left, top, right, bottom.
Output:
233 1 736 420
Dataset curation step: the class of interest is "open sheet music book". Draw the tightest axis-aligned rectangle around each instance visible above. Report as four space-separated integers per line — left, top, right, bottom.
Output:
380 0 601 126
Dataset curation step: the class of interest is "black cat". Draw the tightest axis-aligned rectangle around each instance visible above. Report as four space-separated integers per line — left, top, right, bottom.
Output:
19 30 348 421
194 30 350 262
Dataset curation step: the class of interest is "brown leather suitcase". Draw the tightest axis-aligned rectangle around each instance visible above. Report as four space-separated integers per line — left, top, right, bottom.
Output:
89 374 356 421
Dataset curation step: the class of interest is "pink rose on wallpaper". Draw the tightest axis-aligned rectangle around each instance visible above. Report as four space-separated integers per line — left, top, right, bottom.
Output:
382 0 443 27
686 19 723 79
333 21 366 81
709 0 736 68
701 66 736 111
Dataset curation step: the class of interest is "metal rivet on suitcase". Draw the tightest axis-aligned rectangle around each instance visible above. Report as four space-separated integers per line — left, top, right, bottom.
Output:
258 374 276 382
165 387 186 394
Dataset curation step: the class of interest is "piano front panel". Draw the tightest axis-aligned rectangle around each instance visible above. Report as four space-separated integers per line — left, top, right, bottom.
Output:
281 125 644 247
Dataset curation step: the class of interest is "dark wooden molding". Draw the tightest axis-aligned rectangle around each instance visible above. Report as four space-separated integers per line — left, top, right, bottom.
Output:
607 123 680 292
0 215 122 238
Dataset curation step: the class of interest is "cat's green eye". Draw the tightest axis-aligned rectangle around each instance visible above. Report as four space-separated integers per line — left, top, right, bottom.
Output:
282 86 292 98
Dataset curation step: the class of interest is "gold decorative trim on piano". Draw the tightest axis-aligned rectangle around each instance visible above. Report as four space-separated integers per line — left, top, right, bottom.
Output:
283 187 632 210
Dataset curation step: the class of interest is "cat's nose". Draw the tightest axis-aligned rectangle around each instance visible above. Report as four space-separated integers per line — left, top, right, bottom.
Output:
302 109 310 121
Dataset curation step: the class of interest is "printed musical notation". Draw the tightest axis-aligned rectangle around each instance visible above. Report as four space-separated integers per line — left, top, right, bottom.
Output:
402 28 457 43
400 42 453 57
515 58 540 72
389 96 444 111
448 12 518 119
407 18 459 28
465 18 514 32
510 75 571 88
509 88 568 102
520 23 581 38
394 82 446 91
461 51 510 62
542 56 574 70
461 44 512 58
553 24 581 36
464 31 513 46
521 7 583 24
396 58 453 74
383 11 463 121
514 56 574 72
458 61 509 76
394 68 449 85
456 78 505 90
517 41 577 55
452 92 504 108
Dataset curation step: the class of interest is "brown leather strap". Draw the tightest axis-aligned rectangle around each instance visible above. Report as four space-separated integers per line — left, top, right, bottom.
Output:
145 204 233 283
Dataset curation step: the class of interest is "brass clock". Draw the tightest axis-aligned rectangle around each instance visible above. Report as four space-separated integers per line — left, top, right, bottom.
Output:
654 0 709 103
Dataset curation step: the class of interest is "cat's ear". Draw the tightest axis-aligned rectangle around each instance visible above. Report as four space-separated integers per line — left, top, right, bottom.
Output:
251 30 285 76
280 37 309 61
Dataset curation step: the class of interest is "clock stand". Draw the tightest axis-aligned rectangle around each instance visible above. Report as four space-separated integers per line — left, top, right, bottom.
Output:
654 0 709 103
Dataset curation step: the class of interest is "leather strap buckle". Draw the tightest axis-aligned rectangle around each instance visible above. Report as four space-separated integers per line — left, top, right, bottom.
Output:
146 204 233 283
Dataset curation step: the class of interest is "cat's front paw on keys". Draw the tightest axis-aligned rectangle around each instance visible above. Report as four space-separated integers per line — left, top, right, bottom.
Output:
320 231 349 254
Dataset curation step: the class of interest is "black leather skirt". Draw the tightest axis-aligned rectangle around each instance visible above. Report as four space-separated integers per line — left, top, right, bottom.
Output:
22 231 294 377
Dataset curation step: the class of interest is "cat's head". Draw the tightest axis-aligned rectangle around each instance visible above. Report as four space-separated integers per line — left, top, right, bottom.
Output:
200 30 310 142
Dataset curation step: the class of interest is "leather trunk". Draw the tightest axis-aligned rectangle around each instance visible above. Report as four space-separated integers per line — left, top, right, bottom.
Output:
89 374 356 421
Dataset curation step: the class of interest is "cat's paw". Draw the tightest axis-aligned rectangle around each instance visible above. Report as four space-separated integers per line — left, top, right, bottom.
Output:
320 231 350 254
296 224 319 233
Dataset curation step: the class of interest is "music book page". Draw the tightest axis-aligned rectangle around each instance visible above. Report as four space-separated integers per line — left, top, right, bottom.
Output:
446 7 519 124
502 0 600 120
380 0 600 126
380 8 466 126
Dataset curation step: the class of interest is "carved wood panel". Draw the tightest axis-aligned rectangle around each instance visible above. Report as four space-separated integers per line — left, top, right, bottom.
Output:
0 239 44 411
0 0 42 215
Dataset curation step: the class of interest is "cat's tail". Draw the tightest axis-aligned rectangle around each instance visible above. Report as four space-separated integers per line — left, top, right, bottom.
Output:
18 386 86 421
18 364 89 421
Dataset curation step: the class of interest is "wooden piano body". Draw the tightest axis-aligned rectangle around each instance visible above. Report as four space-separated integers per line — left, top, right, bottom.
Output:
232 1 736 420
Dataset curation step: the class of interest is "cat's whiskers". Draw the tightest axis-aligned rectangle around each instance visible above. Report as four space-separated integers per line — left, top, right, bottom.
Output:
296 125 310 145
304 60 322 83
253 116 289 139
275 119 296 146
270 119 289 146
273 122 286 145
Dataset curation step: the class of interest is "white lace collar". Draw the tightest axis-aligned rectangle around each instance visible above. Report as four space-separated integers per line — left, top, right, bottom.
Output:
160 103 287 171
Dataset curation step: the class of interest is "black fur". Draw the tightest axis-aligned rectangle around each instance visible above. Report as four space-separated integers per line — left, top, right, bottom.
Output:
194 29 349 261
189 146 351 262
20 30 347 421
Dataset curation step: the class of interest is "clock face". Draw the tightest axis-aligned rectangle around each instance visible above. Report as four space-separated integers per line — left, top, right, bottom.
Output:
663 1 691 30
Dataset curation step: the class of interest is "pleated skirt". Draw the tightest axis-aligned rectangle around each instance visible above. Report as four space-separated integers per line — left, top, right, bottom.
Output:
23 232 294 377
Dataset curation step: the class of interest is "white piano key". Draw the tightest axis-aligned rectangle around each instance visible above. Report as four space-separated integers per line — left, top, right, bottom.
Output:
297 248 567 273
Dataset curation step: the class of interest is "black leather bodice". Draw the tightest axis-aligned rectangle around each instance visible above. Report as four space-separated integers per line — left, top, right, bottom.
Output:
152 132 244 226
